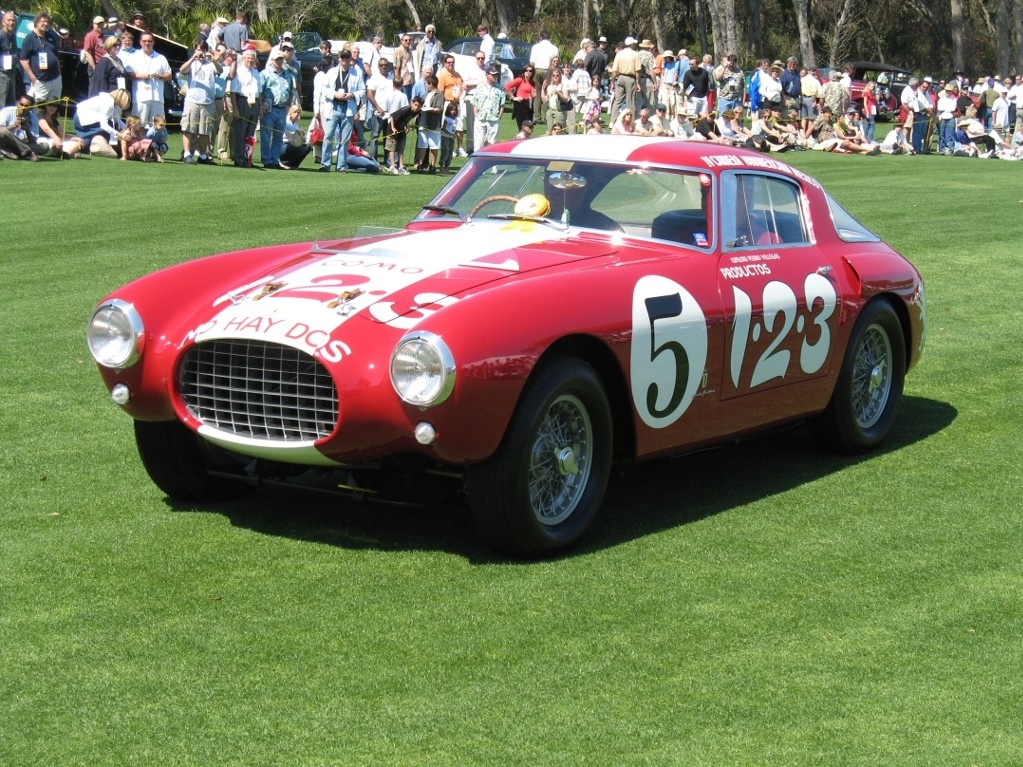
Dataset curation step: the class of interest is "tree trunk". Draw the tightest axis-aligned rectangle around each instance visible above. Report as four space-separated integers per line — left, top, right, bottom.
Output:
581 0 590 45
706 0 738 58
404 0 422 31
793 0 816 69
748 0 763 61
695 0 711 59
493 0 511 35
591 0 604 39
996 0 1010 74
824 0 856 67
534 0 544 22
652 0 665 50
1014 0 1023 74
951 0 965 72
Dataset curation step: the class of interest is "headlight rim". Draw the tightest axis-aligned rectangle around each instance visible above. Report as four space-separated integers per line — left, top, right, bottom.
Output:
87 298 145 370
390 330 456 407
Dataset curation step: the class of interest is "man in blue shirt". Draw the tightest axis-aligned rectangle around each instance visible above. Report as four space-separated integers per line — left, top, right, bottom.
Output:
20 12 62 104
260 50 295 169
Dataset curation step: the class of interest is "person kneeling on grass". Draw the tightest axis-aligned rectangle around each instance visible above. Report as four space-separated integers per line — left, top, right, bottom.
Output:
72 88 131 157
279 104 313 169
344 136 380 172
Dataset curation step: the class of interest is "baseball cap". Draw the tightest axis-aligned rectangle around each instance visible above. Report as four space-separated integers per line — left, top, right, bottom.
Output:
624 36 637 45
486 63 501 76
521 120 533 128
93 15 106 24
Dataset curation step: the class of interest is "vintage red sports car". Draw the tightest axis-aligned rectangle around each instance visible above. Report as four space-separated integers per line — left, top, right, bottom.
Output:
88 137 926 557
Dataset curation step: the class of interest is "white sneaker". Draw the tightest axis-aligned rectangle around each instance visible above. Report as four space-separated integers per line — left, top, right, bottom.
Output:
456 148 468 158
399 167 410 175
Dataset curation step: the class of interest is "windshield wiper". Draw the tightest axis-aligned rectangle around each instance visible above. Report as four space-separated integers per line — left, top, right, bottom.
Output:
422 204 468 223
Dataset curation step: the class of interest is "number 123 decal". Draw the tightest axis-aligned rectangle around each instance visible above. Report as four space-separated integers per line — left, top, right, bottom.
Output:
631 273 837 429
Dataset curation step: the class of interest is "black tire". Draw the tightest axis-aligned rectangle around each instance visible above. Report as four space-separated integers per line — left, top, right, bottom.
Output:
468 357 613 558
134 420 249 501
810 299 906 453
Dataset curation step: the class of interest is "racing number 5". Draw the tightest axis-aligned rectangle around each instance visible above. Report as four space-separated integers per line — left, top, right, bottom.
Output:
630 276 708 429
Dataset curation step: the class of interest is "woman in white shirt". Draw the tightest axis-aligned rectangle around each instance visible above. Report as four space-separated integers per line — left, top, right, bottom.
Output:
72 88 130 147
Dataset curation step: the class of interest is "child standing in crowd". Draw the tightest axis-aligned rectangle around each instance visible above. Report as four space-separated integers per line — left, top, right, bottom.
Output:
439 101 457 173
386 95 421 174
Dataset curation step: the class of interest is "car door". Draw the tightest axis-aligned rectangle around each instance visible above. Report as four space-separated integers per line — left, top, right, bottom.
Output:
717 171 841 406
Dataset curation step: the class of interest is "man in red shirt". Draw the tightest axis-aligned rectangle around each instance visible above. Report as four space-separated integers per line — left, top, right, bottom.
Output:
83 16 107 74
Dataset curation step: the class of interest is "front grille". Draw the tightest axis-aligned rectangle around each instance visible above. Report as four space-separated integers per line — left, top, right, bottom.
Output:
180 340 338 441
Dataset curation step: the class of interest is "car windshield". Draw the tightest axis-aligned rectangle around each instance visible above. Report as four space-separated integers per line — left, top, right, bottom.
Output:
290 32 322 51
416 156 713 248
496 41 531 59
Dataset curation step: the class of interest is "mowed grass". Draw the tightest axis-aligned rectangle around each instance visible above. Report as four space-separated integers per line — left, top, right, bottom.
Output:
1 133 1022 766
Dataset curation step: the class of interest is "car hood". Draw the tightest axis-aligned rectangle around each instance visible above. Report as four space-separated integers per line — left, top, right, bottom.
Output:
189 224 615 348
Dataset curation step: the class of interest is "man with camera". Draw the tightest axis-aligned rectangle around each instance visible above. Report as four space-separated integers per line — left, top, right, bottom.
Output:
179 40 222 164
319 49 364 173
713 54 744 116
0 94 45 160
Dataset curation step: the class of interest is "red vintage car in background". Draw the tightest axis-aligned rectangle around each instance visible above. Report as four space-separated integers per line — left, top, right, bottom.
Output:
88 137 926 557
819 61 914 120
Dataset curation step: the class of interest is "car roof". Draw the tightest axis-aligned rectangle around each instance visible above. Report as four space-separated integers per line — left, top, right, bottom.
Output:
478 135 810 180
847 61 914 75
446 36 531 47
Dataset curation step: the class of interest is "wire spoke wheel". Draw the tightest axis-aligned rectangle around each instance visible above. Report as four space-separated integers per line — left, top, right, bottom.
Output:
809 300 906 453
527 393 593 527
468 356 612 557
851 323 893 430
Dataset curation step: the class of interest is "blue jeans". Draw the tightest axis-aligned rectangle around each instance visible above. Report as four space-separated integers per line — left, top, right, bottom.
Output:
938 118 956 153
260 105 286 166
322 107 355 170
864 117 876 142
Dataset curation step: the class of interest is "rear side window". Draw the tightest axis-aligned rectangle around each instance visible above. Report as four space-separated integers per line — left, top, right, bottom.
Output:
724 173 809 248
827 193 881 242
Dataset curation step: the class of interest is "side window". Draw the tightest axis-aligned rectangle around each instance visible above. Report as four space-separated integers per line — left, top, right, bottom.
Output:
725 174 809 248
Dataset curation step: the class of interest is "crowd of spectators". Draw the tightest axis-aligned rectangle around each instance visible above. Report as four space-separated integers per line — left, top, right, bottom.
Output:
3 10 1023 166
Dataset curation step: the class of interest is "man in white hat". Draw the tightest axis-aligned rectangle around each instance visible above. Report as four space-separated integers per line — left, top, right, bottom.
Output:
573 38 592 67
658 50 680 118
637 39 656 108
609 36 640 124
208 16 229 49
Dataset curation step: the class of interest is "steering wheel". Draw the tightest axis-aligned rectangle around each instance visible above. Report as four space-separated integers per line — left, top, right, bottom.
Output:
469 195 520 217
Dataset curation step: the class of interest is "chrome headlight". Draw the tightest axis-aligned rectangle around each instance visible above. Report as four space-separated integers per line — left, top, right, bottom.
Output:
87 299 145 369
390 331 455 407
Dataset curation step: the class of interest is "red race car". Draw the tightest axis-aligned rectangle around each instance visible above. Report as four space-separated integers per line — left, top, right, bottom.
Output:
88 137 926 557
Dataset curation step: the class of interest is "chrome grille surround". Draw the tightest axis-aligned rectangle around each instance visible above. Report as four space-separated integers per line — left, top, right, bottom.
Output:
180 340 338 442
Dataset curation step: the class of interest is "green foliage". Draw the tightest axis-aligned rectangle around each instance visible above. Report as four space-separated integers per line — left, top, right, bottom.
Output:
2 141 1022 766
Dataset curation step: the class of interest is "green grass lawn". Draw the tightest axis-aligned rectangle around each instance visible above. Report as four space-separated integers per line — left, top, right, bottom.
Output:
1 134 1021 766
